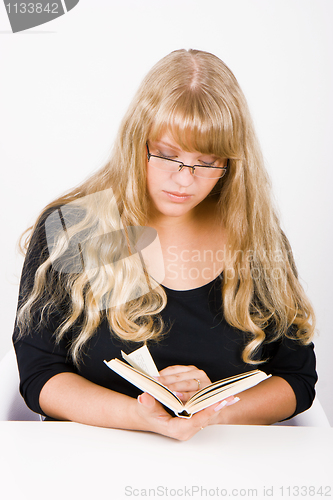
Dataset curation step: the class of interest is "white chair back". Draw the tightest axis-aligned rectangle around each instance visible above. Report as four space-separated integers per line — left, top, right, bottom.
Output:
0 347 40 421
273 397 330 427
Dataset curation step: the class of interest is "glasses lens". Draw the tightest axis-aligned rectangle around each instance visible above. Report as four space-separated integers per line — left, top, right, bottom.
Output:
192 166 226 179
151 157 181 172
149 156 226 179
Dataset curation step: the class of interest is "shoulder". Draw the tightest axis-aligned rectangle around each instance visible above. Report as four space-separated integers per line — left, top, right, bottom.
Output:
28 201 87 255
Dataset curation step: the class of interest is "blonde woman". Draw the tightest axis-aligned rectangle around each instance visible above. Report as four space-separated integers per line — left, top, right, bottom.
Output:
13 49 317 441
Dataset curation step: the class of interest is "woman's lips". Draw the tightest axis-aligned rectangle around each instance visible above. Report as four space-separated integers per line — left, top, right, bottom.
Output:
164 191 193 202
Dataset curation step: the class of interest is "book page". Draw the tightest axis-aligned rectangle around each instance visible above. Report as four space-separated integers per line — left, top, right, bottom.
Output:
121 345 159 378
104 358 185 416
188 370 266 402
186 371 270 414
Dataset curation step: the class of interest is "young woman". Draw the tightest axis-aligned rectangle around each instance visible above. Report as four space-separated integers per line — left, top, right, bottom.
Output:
13 49 317 441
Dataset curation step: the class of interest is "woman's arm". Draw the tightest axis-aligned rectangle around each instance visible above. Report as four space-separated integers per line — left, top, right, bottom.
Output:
38 372 231 440
39 372 140 427
210 376 296 426
39 372 296 442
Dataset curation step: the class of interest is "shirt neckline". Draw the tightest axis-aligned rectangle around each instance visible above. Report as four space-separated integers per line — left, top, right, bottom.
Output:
162 273 223 298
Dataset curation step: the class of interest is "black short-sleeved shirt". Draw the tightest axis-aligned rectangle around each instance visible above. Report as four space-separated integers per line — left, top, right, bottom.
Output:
13 214 317 419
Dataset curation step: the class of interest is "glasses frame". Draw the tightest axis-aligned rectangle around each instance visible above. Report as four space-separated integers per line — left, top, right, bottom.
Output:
146 142 228 179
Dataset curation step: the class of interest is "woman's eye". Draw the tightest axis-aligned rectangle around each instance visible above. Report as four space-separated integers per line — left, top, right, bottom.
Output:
158 149 176 158
200 159 216 166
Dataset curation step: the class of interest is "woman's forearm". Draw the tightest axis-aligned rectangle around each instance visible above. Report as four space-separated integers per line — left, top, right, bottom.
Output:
215 376 297 425
39 372 147 430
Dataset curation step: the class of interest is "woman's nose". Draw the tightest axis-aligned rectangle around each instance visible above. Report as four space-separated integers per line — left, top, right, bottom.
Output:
171 165 195 186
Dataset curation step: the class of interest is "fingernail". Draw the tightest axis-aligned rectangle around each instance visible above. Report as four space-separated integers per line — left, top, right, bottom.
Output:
214 400 228 411
173 392 184 398
225 396 240 407
137 395 143 404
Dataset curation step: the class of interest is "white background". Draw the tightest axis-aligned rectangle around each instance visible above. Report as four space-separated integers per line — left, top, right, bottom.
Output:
0 0 332 425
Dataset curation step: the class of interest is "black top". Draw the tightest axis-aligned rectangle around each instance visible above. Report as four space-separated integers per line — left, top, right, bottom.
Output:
13 214 317 419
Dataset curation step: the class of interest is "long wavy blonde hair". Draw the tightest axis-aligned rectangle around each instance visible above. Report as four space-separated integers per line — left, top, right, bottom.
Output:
16 49 315 365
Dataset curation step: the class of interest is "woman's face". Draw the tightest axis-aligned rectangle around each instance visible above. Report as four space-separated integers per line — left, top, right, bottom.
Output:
146 132 223 222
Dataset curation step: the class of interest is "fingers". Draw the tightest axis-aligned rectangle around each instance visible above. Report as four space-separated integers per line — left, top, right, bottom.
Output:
167 398 235 441
135 393 175 435
157 365 211 404
137 392 156 408
158 366 210 393
222 395 240 407
159 365 197 376
189 396 241 431
135 392 240 441
159 377 202 393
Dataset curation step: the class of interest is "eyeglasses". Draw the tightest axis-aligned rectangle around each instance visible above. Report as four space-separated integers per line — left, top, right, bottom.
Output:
146 143 228 179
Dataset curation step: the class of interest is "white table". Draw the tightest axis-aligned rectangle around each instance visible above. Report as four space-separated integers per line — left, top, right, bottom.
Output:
0 422 332 500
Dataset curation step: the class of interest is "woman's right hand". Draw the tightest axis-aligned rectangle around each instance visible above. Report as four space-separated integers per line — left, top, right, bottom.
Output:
135 392 238 441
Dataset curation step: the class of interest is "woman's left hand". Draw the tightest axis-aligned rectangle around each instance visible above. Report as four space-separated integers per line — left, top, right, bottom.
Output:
157 365 212 402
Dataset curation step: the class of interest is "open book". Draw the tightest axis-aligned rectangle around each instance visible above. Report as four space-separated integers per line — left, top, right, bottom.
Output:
104 346 271 418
